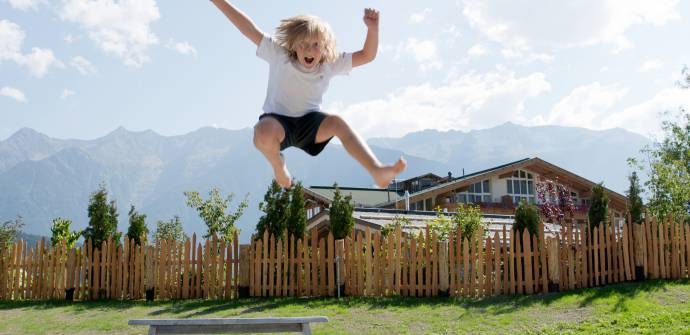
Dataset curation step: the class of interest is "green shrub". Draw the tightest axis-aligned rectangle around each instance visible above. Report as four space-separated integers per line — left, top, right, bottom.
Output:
329 183 354 239
514 200 540 238
452 204 484 239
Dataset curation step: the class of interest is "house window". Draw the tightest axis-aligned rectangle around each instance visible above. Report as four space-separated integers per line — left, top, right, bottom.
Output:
455 179 491 204
506 170 535 204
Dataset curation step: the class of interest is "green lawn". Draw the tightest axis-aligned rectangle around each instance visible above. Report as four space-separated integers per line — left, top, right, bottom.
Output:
1 280 689 334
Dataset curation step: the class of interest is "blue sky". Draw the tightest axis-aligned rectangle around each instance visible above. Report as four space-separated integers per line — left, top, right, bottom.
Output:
1 0 689 142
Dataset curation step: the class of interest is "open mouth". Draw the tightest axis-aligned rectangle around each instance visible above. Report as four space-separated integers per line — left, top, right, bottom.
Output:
304 57 315 65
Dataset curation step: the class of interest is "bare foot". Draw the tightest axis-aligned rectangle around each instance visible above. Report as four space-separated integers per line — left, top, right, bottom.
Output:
273 153 292 188
372 157 407 188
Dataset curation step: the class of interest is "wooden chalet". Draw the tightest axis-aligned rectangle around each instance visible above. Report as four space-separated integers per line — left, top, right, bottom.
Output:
304 157 629 237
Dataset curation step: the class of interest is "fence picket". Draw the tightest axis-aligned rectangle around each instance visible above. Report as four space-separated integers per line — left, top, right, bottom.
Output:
431 231 438 297
411 232 417 297
493 232 500 295
296 238 303 296
516 230 524 295
328 233 335 296
268 234 275 297
396 227 402 295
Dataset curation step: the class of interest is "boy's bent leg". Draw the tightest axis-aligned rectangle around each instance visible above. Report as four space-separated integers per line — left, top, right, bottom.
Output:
315 115 406 188
254 117 292 188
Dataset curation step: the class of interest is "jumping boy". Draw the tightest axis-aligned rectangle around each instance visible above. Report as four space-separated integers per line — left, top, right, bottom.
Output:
210 0 407 189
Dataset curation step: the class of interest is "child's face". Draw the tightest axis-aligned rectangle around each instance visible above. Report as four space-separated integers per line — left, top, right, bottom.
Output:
294 37 323 70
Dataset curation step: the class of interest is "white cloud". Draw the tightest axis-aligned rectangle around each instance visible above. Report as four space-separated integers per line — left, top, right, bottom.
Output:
405 38 442 72
17 47 59 77
329 69 551 139
637 60 664 73
59 0 161 67
410 8 432 24
0 20 59 77
69 55 97 75
467 44 488 58
0 20 23 58
5 0 44 11
64 34 79 44
60 88 75 99
540 82 628 128
0 86 27 102
462 0 680 53
166 40 197 56
602 88 690 137
501 48 554 63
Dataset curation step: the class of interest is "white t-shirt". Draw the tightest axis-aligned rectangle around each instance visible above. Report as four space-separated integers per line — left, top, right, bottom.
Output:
257 34 353 118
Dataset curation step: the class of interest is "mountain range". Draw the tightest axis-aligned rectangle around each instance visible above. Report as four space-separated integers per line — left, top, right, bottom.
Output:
0 123 651 242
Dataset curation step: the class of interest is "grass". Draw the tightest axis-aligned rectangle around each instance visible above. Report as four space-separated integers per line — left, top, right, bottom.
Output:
0 279 689 334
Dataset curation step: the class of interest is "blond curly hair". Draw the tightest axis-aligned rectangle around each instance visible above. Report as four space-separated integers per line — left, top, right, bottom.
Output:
275 15 338 64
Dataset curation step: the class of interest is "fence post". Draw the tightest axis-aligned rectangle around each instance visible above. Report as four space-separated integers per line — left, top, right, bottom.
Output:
547 236 560 292
633 223 646 281
438 241 449 296
238 244 250 298
65 248 76 301
336 239 345 297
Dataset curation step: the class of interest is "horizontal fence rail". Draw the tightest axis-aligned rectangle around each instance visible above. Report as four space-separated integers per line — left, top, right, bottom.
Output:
0 216 688 301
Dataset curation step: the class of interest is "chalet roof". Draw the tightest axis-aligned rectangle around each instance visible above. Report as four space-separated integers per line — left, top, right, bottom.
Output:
351 208 515 234
306 186 404 208
308 208 577 239
306 207 515 235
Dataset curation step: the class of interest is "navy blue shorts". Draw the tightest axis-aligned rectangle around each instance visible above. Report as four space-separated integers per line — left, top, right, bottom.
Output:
258 111 333 156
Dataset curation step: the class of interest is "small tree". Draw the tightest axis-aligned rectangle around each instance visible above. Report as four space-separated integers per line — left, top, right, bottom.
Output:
0 216 24 246
452 204 483 239
153 216 188 244
287 181 307 239
256 181 289 240
329 183 354 239
631 69 690 224
642 110 689 223
514 200 540 238
126 205 148 246
588 182 610 229
184 187 248 242
50 217 81 248
83 184 121 249
429 207 454 241
626 171 644 225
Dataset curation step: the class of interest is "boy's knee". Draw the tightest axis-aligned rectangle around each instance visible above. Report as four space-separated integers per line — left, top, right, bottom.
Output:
326 115 347 127
253 121 280 149
252 128 269 149
324 115 351 138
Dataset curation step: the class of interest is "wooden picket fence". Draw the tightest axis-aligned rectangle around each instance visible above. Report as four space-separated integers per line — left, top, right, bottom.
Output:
1 216 689 301
247 216 689 298
0 233 240 301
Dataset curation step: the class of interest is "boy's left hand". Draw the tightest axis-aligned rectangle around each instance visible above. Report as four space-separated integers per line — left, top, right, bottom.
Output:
363 8 379 29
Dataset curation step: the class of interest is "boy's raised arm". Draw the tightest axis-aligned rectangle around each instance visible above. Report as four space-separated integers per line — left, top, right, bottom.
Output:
352 8 379 68
210 0 263 46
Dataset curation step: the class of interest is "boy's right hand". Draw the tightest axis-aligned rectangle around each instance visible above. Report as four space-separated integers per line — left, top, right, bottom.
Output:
363 8 379 30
